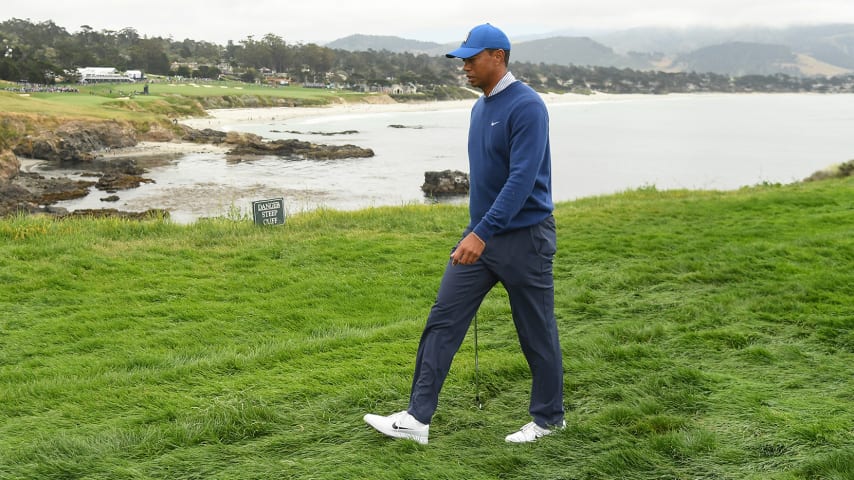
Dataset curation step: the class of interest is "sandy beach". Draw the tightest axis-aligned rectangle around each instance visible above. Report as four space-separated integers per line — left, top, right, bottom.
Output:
98 92 627 159
180 98 476 131
99 141 231 159
180 92 623 130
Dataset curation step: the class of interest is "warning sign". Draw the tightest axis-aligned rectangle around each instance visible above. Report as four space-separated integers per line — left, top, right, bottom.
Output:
251 198 285 226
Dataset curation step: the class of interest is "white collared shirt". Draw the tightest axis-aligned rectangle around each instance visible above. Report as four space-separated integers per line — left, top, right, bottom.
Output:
488 71 517 97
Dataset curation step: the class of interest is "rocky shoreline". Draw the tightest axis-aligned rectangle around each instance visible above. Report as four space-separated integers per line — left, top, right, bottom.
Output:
0 119 375 218
1 158 166 218
3 94 851 220
184 128 374 160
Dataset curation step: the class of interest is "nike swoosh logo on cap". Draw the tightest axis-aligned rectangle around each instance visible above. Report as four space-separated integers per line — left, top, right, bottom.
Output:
491 121 500 126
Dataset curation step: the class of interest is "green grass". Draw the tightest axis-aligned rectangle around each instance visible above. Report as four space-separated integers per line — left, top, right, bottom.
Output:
0 80 366 125
1 179 852 479
117 81 362 100
0 90 140 121
1 80 372 148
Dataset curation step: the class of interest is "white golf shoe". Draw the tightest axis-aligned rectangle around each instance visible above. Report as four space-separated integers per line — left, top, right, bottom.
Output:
505 420 566 443
363 410 429 445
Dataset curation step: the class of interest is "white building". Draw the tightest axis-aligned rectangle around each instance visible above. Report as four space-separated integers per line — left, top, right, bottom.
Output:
77 67 135 84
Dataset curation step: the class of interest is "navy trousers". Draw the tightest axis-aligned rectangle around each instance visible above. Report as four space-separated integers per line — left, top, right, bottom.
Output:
407 216 564 428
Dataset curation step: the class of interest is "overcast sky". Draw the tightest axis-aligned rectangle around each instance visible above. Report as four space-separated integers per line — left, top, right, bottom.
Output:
4 0 854 45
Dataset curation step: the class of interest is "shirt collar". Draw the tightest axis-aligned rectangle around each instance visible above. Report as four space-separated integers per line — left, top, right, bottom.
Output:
488 71 516 97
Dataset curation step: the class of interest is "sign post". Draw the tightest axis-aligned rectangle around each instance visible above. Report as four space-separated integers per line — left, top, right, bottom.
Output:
252 198 285 226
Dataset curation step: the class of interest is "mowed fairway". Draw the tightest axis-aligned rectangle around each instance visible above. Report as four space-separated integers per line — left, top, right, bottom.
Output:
1 177 852 479
1 80 364 122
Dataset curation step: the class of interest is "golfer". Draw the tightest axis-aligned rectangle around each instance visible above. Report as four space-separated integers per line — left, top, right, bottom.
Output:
364 23 565 444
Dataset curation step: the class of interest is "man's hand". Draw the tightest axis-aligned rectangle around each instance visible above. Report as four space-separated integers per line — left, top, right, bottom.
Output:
451 232 486 265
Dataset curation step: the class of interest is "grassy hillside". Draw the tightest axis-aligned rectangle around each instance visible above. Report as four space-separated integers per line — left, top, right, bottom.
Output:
0 80 369 145
0 80 383 161
1 179 852 479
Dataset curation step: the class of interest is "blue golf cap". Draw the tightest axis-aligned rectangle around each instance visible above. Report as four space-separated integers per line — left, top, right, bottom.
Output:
446 23 511 59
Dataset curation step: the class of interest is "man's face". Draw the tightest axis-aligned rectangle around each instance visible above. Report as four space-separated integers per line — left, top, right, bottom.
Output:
462 49 504 92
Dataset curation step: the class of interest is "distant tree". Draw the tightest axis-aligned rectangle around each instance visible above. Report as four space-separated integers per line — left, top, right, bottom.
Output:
173 65 192 77
71 25 123 68
172 38 222 64
224 40 239 65
194 41 223 64
263 34 291 73
240 68 258 83
297 43 335 77
115 27 140 49
194 65 221 79
130 38 170 75
236 36 271 70
0 18 849 93
0 36 22 81
178 39 193 59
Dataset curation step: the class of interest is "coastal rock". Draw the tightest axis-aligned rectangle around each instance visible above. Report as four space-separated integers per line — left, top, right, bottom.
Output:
3 118 377 217
1 118 173 219
804 159 854 181
0 158 155 217
0 170 166 219
182 127 229 144
26 173 95 204
139 122 181 142
96 173 154 192
273 129 359 136
224 131 262 145
180 126 374 160
181 126 263 146
0 149 20 182
0 182 33 216
421 170 470 196
13 121 138 162
94 159 154 192
227 137 374 160
0 171 95 216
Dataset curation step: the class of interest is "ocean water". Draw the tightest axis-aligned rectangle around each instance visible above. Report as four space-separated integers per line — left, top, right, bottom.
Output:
45 93 854 223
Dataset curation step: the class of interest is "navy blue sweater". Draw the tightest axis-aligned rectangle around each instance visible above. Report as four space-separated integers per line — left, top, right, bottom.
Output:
467 81 554 242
